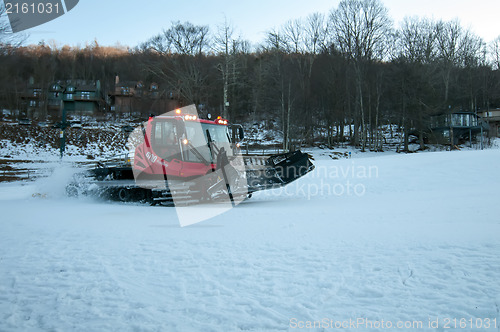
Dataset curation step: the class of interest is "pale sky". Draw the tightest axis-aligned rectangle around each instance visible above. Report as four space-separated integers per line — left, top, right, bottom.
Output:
6 0 500 47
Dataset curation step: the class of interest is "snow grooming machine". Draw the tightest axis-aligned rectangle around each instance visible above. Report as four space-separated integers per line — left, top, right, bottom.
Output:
67 105 314 206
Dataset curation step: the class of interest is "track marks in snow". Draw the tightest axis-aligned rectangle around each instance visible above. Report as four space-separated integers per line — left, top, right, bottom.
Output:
1 150 500 330
399 266 414 286
1 222 499 331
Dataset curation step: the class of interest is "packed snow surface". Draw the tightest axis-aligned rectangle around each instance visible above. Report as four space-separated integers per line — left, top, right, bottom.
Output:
0 149 499 331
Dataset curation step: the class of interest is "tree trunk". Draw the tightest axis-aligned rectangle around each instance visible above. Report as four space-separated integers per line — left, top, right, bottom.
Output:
281 79 286 151
402 95 409 152
418 108 425 150
286 81 292 151
355 64 366 151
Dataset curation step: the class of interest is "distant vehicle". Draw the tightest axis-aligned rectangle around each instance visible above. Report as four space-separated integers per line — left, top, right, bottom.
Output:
18 118 32 125
121 125 135 133
70 120 82 128
52 122 63 129
38 121 51 128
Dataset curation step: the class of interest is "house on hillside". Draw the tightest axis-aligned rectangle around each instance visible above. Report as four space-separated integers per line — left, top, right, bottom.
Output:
20 77 44 119
59 80 104 116
108 77 138 115
477 108 500 138
47 82 64 115
108 76 178 119
21 76 180 121
430 111 488 146
22 78 105 120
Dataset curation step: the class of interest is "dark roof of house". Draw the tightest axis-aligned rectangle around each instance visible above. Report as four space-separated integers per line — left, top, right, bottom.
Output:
116 81 141 88
47 80 100 92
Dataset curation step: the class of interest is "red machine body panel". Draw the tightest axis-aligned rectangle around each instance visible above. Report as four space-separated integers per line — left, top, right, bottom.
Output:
133 114 229 179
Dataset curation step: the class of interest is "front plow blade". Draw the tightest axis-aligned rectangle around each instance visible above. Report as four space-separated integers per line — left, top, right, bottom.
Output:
245 150 314 193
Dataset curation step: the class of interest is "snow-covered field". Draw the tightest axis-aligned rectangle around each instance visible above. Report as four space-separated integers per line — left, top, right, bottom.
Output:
0 148 499 331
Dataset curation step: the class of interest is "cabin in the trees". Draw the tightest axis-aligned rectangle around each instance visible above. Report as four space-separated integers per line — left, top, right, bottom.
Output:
477 109 500 138
430 111 488 146
22 78 105 120
108 75 178 118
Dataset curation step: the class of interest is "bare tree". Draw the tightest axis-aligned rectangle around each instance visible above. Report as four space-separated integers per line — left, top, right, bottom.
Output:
139 33 171 55
490 36 500 70
279 14 327 55
434 19 485 104
458 30 484 68
296 13 328 143
166 21 210 56
434 20 463 103
398 17 437 64
140 22 212 107
214 18 252 120
395 17 440 151
329 0 392 150
305 13 327 55
330 0 392 61
262 13 328 148
458 30 485 112
139 21 209 56
282 19 303 54
214 18 235 119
